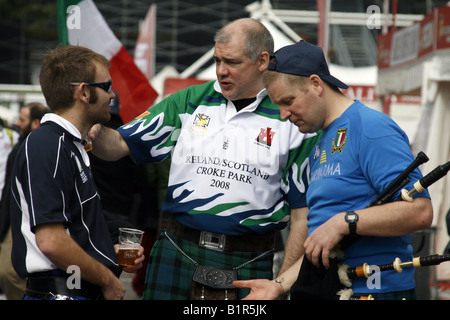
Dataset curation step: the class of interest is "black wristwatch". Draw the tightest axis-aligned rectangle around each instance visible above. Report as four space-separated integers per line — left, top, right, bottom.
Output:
345 211 358 236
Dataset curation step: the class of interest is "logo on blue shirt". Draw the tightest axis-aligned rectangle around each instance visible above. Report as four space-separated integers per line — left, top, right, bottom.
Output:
332 128 347 154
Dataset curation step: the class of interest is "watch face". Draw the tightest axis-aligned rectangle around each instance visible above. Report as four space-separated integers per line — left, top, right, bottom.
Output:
346 212 358 222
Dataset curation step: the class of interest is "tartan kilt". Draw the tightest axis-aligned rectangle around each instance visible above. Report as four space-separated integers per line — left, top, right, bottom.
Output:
143 231 274 300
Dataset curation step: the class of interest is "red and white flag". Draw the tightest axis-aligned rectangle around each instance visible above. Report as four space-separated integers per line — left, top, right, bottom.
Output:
57 0 158 123
134 4 157 80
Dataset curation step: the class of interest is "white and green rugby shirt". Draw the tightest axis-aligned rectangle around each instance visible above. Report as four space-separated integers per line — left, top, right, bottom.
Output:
117 81 319 235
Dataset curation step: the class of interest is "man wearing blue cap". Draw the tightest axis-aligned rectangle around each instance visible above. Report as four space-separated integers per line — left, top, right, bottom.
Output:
233 41 433 300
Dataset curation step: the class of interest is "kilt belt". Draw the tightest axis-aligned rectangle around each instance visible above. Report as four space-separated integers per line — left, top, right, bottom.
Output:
166 215 276 252
164 231 274 272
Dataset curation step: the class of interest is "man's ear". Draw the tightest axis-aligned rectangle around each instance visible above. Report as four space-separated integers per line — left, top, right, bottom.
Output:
309 74 324 96
259 51 270 72
73 83 90 104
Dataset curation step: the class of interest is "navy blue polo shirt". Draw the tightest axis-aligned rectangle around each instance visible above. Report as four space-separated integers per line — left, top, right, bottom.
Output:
10 114 119 278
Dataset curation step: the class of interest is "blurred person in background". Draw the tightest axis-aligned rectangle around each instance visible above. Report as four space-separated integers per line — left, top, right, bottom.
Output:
0 102 49 300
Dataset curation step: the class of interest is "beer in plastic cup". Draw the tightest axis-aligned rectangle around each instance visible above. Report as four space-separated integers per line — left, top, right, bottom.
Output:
118 228 144 267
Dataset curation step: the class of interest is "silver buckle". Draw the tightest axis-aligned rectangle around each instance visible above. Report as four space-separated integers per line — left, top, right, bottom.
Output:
199 231 226 251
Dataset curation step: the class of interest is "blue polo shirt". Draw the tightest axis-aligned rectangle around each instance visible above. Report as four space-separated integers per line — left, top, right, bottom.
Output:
10 114 119 278
307 100 430 294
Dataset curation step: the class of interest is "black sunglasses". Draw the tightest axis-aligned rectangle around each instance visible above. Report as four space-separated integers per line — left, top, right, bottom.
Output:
70 80 113 93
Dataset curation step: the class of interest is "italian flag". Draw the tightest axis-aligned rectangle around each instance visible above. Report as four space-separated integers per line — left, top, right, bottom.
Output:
56 0 158 123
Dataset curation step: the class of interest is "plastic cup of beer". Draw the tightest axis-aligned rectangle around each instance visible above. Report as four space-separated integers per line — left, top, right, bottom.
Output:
118 228 144 267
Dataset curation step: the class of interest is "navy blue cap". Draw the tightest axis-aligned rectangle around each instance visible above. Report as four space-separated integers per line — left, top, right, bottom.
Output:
268 40 348 89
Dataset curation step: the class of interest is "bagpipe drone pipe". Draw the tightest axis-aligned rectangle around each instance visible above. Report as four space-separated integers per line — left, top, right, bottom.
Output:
336 152 450 296
338 151 450 249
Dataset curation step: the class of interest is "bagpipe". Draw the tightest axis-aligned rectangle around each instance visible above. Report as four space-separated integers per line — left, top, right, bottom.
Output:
338 152 450 249
337 152 450 299
337 254 450 300
340 254 450 285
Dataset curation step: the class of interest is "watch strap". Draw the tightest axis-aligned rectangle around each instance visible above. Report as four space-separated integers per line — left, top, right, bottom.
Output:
345 211 358 236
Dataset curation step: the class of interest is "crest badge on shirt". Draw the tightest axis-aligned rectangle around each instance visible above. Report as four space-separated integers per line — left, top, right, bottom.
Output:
255 127 276 149
191 113 211 133
331 128 347 154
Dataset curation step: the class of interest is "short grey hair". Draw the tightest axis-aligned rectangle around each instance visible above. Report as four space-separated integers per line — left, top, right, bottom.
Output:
214 18 274 63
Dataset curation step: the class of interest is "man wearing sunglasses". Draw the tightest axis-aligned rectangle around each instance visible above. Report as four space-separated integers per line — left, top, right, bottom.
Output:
9 45 144 300
70 80 113 95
